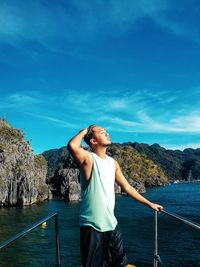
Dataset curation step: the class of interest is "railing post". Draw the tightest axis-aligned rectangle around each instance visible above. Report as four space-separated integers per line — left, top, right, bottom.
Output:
55 214 61 267
154 211 158 267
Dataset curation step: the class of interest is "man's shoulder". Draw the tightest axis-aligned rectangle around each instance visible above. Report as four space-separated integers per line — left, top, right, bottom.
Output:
85 150 93 160
106 154 116 161
106 154 117 167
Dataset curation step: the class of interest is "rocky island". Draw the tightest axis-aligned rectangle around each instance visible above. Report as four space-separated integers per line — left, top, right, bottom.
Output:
1 118 200 206
0 118 51 206
43 144 168 201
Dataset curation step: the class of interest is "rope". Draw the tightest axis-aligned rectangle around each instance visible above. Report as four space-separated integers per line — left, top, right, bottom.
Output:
155 255 167 267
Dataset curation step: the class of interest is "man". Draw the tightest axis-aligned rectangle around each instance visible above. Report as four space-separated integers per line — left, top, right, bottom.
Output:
67 125 163 267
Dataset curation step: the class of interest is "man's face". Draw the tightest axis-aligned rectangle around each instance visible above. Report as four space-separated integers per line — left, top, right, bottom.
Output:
91 126 111 146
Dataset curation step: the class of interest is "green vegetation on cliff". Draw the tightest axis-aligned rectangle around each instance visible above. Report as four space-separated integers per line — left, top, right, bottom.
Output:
108 144 168 186
126 142 200 181
34 154 48 169
0 118 51 206
0 119 24 144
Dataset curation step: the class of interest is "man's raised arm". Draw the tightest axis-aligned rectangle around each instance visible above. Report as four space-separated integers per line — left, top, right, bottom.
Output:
67 128 89 165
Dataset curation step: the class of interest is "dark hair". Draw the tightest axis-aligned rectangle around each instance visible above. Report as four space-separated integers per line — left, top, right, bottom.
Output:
84 125 96 147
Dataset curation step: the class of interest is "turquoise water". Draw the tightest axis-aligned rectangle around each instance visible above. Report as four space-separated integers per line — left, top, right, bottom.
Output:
0 183 200 267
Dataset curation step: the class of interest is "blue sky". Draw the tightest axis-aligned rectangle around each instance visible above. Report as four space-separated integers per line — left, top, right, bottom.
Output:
1 0 200 154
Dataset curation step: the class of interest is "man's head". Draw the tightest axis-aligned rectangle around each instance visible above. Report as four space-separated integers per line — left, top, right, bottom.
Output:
84 125 96 147
84 125 111 148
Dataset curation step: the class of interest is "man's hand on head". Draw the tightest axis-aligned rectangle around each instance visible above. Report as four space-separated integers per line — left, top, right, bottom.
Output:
79 128 88 135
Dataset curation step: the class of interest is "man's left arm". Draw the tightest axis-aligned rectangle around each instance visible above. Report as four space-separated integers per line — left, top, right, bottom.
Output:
114 160 163 212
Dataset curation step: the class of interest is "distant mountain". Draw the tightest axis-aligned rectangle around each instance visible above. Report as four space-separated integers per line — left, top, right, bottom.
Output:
123 142 200 181
42 144 168 201
1 116 198 206
107 144 168 187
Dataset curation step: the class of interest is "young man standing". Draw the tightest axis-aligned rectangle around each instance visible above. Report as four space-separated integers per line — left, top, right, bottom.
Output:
67 125 163 267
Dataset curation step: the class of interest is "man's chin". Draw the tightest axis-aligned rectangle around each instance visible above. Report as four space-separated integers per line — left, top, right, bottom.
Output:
105 141 112 147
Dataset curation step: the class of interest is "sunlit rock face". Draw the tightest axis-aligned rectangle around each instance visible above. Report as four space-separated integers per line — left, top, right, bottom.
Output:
43 144 168 202
43 147 81 201
0 119 52 206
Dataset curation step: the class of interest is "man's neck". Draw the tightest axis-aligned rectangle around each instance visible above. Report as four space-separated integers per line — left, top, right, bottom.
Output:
93 146 107 159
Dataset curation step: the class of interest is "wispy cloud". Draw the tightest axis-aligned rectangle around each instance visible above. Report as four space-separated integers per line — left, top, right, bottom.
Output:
137 112 200 133
109 99 128 109
0 92 41 108
1 88 200 134
62 89 200 134
8 93 40 104
162 142 200 151
171 114 200 132
97 116 141 127
26 113 78 129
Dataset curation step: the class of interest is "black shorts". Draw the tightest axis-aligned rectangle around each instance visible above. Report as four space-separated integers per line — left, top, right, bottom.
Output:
80 225 127 267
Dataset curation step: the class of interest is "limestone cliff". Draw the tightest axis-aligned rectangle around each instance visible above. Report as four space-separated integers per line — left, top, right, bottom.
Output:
0 119 51 206
43 147 81 201
43 144 169 201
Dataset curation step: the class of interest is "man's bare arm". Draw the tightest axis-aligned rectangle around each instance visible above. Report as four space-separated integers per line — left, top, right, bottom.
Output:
67 128 90 165
114 160 163 211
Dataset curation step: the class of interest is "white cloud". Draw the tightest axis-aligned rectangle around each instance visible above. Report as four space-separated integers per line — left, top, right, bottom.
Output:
0 92 41 108
171 114 200 132
63 91 95 113
26 113 78 128
2 88 200 134
162 142 200 151
97 115 141 127
8 93 40 104
109 100 128 109
136 112 200 133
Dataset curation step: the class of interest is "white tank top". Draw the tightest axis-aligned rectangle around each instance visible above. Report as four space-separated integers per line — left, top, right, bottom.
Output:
80 152 118 232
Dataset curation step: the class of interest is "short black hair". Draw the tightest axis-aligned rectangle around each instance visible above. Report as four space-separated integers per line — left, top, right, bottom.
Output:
84 125 96 147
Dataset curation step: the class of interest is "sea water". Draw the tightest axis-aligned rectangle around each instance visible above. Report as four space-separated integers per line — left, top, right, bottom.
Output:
0 183 199 267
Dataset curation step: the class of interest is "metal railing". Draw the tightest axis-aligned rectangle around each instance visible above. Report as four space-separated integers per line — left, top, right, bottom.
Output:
0 212 61 267
154 209 200 267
